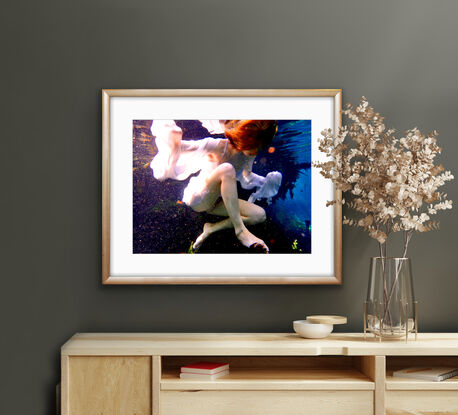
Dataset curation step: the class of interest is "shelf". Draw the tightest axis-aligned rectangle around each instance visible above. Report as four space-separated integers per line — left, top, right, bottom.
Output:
386 356 458 390
161 368 374 391
386 371 458 390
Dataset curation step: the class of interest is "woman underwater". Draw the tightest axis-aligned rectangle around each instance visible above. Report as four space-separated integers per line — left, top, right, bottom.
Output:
150 120 282 253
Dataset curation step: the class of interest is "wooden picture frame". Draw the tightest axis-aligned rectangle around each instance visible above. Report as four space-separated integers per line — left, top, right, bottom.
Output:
102 89 342 284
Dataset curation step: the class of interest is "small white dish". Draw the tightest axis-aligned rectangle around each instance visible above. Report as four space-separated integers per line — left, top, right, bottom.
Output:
293 320 333 339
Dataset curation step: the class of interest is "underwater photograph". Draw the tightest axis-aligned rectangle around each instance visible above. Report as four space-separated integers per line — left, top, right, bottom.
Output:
133 119 311 254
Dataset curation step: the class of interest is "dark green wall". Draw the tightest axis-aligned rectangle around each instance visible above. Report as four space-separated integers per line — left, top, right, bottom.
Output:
1 0 457 413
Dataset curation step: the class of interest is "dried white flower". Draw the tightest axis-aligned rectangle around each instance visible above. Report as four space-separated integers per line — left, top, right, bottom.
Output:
314 97 454 257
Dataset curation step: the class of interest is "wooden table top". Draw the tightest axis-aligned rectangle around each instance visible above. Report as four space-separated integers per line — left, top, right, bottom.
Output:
61 333 458 356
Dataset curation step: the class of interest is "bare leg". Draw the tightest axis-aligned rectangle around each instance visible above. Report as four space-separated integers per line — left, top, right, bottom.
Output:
193 199 266 249
193 199 267 251
189 163 268 252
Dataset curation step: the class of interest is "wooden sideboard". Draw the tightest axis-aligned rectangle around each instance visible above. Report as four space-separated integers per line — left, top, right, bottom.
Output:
61 333 458 415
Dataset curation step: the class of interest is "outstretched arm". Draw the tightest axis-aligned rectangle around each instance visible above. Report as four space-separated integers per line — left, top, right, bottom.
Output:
238 156 282 204
238 156 266 190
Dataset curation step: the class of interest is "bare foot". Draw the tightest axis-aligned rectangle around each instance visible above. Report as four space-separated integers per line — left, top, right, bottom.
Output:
192 223 214 251
236 228 269 253
249 243 269 253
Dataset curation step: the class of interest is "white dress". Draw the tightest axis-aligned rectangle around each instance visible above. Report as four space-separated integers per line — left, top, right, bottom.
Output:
150 120 282 207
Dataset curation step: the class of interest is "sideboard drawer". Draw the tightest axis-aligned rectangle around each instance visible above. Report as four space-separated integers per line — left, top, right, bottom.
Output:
161 390 374 415
386 390 458 415
67 356 151 415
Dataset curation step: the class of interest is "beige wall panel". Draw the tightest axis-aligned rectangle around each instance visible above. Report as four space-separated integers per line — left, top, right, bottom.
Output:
386 390 458 415
161 390 373 415
69 356 151 415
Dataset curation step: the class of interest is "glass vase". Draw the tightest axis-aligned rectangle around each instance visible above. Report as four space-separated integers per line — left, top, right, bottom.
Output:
364 257 418 340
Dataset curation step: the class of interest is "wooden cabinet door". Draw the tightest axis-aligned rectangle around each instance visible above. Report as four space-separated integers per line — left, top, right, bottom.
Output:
65 356 151 415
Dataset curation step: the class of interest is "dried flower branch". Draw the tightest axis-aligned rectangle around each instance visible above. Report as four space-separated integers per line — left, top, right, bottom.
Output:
315 97 454 257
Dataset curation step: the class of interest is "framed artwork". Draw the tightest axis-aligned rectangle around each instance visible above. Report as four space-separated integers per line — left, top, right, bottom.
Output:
102 89 342 284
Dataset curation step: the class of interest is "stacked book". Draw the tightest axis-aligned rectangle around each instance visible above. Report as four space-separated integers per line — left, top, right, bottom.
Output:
393 367 458 382
180 362 230 380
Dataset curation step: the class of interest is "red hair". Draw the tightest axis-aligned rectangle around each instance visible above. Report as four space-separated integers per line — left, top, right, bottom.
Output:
224 120 277 151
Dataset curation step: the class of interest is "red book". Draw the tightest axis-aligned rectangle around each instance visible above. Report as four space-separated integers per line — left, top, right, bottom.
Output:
180 362 230 375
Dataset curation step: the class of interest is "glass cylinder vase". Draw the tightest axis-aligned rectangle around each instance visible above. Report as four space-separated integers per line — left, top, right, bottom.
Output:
364 257 418 340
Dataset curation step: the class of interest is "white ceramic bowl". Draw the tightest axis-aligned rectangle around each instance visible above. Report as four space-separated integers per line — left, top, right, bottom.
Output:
293 320 333 339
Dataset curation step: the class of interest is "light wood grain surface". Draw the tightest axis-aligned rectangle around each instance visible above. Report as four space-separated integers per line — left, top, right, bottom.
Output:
306 315 347 325
61 333 458 415
61 355 69 415
386 390 458 415
102 89 342 97
62 332 458 356
386 371 458 390
101 90 110 284
161 368 374 390
152 356 161 415
161 390 373 415
68 356 151 415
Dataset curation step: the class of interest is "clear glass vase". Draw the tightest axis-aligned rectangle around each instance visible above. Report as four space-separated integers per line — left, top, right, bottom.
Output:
364 257 418 340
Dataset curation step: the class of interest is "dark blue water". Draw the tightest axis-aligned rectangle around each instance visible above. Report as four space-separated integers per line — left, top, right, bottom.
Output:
253 120 312 253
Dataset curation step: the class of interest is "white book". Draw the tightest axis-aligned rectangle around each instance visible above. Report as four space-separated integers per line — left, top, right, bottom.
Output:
180 370 230 381
393 367 458 382
180 362 229 375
